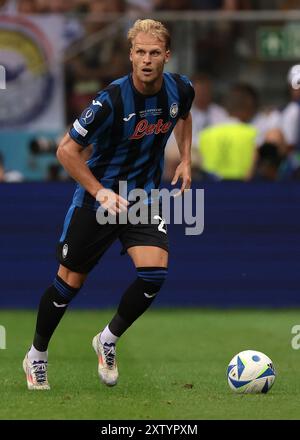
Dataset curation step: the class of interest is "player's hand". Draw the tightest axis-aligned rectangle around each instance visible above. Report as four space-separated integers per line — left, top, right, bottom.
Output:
96 188 128 215
171 161 192 197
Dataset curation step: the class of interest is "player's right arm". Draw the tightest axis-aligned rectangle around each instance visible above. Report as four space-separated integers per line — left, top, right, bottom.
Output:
57 92 128 214
57 135 128 215
57 133 102 199
56 133 128 215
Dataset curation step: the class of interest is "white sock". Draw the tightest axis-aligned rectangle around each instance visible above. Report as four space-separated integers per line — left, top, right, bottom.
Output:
100 325 119 345
28 345 48 362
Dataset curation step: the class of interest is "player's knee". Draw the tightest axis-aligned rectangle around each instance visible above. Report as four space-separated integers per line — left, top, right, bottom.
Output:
53 275 82 304
57 265 87 289
137 267 168 294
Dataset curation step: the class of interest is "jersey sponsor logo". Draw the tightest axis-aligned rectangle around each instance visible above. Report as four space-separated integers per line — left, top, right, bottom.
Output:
73 119 88 137
129 118 172 140
92 99 102 107
53 302 68 308
62 243 68 259
123 112 136 122
144 292 157 299
170 103 179 118
81 108 95 125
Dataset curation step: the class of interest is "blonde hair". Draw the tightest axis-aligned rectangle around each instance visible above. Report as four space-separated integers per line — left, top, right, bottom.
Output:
127 19 170 50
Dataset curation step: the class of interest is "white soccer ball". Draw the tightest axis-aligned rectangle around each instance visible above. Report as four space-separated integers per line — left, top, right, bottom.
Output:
227 350 276 394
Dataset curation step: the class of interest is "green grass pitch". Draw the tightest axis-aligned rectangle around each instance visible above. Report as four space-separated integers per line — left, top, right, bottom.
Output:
0 309 299 420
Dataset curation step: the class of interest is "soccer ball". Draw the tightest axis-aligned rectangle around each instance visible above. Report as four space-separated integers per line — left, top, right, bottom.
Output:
227 350 276 394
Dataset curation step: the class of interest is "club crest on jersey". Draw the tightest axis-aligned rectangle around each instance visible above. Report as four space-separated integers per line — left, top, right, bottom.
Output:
80 108 95 125
130 118 172 140
170 103 178 118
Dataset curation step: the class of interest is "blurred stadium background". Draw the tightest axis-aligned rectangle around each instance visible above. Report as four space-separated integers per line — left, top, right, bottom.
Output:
1 0 300 309
2 0 300 422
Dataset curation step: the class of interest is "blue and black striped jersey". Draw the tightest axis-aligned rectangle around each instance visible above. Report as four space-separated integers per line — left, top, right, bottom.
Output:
69 72 195 210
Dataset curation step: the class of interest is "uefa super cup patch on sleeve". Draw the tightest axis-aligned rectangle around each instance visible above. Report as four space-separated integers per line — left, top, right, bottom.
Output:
73 119 88 137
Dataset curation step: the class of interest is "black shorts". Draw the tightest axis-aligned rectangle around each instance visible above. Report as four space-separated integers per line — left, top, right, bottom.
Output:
56 205 169 273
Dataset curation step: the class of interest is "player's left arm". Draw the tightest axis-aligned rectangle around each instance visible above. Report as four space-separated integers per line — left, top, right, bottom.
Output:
171 112 192 194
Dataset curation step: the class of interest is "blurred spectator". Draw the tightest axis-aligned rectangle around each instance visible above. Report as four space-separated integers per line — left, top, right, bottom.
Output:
222 0 253 9
273 67 300 179
154 0 190 10
254 128 286 181
264 127 287 157
189 0 223 9
65 0 129 123
190 0 252 9
234 84 282 148
16 0 79 13
2 0 278 13
156 0 252 11
46 163 64 181
0 152 24 182
12 0 127 14
191 74 228 146
197 83 258 181
126 0 155 12
255 142 282 181
66 49 129 122
254 0 281 8
29 137 58 156
280 0 300 9
229 84 259 122
86 0 125 19
251 107 281 148
29 136 92 181
18 0 37 13
164 74 228 180
0 0 18 13
280 70 300 152
35 0 76 13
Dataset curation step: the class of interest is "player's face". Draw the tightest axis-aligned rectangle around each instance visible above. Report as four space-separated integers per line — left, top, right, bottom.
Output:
130 32 170 93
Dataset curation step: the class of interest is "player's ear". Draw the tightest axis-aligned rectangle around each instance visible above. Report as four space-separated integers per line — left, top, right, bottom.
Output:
129 48 133 62
165 50 170 63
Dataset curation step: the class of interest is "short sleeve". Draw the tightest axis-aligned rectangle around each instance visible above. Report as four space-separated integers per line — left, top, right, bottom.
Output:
179 75 195 119
69 92 112 147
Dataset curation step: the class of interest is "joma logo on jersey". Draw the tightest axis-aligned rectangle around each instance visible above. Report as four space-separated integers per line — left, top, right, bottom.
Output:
130 119 172 140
